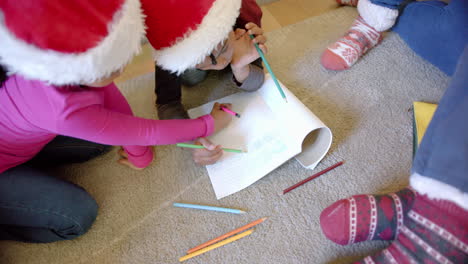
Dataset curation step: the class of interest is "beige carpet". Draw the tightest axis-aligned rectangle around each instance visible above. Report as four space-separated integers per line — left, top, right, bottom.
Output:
0 7 449 264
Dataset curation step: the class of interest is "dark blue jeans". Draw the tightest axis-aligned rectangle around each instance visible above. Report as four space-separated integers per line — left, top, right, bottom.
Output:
412 46 468 192
393 0 468 76
370 0 406 9
0 136 111 243
368 0 468 75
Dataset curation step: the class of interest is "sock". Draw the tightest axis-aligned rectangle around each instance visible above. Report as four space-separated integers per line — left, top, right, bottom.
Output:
357 0 399 32
320 188 415 245
337 0 359 7
354 193 468 263
321 16 382 71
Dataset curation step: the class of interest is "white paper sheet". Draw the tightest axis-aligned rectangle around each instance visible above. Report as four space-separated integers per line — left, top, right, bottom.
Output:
188 74 332 199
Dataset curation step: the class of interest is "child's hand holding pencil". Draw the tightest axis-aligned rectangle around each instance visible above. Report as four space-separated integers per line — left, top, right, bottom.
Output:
191 138 223 166
210 102 233 133
189 102 237 166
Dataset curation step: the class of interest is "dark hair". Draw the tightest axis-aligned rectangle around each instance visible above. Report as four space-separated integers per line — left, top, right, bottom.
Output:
0 64 7 87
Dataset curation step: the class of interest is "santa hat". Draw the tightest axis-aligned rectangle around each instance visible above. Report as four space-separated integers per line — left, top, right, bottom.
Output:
0 0 146 85
141 0 242 75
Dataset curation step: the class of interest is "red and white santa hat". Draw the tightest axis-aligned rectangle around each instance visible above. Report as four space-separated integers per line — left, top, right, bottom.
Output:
0 0 146 85
141 0 242 75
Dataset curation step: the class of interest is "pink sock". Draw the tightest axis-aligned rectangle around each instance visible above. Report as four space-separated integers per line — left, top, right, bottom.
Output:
337 0 359 7
321 16 382 71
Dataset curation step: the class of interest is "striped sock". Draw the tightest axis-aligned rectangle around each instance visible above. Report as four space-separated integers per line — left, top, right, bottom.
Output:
320 188 415 245
321 16 382 71
354 193 468 263
337 0 359 7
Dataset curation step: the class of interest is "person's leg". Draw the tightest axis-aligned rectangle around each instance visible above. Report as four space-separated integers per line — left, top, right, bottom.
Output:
180 68 208 87
0 165 98 243
320 188 416 245
155 65 182 105
392 0 468 76
155 65 189 119
369 0 405 9
321 0 401 71
337 0 359 7
410 45 468 208
352 47 468 264
29 136 112 166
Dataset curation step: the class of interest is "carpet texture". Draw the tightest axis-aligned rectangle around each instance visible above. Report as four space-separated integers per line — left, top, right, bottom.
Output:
0 7 449 264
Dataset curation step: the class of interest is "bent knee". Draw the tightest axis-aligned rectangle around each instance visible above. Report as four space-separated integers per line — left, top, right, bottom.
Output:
57 196 98 240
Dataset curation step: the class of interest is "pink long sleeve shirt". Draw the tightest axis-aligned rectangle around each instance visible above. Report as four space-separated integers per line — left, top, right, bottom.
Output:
0 75 214 172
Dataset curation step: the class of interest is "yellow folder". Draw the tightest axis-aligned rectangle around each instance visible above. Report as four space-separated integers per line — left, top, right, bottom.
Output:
412 101 437 156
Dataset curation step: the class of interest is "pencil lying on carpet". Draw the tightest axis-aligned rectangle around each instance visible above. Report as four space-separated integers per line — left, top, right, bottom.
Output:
179 229 254 262
187 217 267 254
282 161 345 195
249 34 287 103
176 143 246 153
173 203 246 214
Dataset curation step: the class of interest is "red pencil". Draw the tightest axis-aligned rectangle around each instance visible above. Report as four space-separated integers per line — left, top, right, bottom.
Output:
282 161 345 195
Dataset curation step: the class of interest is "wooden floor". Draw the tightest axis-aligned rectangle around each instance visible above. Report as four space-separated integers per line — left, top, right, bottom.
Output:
114 0 338 84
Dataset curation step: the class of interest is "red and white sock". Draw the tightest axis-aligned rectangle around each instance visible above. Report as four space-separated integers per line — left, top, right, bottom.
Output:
320 16 382 71
320 188 416 245
354 193 468 264
337 0 359 7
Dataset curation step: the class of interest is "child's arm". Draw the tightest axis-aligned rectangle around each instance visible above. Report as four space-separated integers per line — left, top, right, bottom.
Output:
100 85 156 169
43 85 232 147
230 23 266 91
232 58 264 92
54 105 214 146
53 102 233 169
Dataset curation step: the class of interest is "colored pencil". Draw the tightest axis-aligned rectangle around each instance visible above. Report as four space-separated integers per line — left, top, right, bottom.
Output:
187 217 267 254
173 203 246 214
249 34 287 102
179 229 254 262
220 106 241 118
282 161 345 195
175 143 245 153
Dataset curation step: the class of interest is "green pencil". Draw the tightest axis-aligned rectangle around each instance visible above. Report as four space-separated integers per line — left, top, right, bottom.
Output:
176 143 246 153
249 34 287 102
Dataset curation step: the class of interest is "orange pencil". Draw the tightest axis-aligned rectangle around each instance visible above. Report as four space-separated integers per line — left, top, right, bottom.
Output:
187 217 267 254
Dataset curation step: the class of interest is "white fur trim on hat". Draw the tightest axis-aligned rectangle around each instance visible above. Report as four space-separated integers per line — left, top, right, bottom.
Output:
357 0 398 32
410 173 468 210
0 0 146 86
153 0 241 75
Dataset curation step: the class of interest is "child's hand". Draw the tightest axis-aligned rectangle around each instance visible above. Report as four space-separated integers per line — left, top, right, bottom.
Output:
210 102 233 133
191 138 223 165
230 22 267 72
118 148 151 170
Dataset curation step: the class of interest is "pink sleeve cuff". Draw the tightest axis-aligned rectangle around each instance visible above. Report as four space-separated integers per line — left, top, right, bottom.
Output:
125 146 154 169
198 114 214 137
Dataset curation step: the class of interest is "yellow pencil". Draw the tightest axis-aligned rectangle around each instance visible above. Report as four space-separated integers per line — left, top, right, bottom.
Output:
187 217 267 254
179 229 254 262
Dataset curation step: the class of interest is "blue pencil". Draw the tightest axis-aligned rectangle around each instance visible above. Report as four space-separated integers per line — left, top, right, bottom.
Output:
249 34 287 102
173 203 246 214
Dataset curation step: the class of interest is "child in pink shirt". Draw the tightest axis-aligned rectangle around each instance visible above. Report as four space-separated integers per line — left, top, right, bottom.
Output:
0 74 228 172
0 0 240 243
